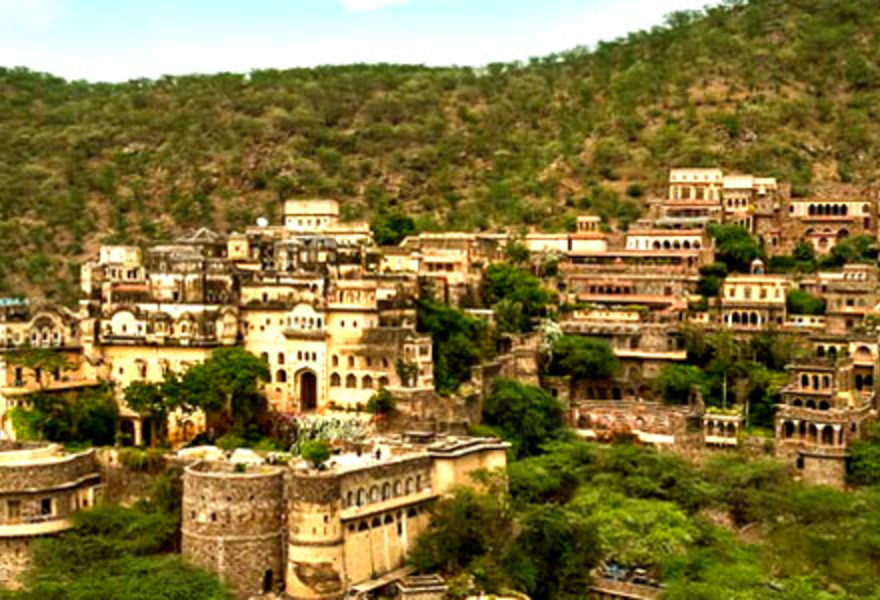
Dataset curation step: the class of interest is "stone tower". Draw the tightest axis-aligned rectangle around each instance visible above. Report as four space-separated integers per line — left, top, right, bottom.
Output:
181 462 285 598
285 469 346 600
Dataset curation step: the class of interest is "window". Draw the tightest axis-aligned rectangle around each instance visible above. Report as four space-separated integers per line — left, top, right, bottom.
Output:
40 498 52 516
346 374 357 388
330 373 341 387
7 500 20 520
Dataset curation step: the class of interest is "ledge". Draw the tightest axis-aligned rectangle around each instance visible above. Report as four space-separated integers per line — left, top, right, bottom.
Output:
0 517 73 537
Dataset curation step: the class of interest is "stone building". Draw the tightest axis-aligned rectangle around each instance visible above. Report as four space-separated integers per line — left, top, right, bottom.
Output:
0 442 101 587
0 301 101 441
558 308 686 402
775 355 877 486
181 434 508 600
182 462 286 598
776 185 878 255
73 199 435 442
719 260 791 330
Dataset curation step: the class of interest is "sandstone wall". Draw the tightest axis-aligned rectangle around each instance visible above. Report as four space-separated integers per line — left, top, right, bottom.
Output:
182 463 285 599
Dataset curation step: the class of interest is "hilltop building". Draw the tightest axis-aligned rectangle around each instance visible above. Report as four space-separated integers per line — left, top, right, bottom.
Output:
182 434 508 599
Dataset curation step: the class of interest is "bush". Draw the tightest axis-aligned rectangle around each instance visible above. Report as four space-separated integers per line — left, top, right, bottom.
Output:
366 389 396 415
300 439 332 468
786 289 826 315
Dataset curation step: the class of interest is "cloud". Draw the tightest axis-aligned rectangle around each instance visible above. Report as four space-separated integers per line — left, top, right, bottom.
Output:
338 0 408 12
0 0 63 31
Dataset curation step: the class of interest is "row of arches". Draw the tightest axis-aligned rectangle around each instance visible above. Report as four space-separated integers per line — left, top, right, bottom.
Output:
347 506 424 534
586 285 635 295
799 374 831 390
790 398 832 410
705 421 738 437
330 373 390 389
780 421 846 446
651 239 702 250
807 204 852 217
726 311 763 326
344 476 425 509
332 355 390 369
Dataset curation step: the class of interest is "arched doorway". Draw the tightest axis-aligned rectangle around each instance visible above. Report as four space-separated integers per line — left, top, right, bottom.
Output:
298 370 317 411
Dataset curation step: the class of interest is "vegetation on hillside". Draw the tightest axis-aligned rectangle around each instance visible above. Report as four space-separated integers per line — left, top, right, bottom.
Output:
414 381 880 598
0 477 231 599
4 0 880 301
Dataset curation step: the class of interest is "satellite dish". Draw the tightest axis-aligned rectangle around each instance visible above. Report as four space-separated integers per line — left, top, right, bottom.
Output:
256 217 269 227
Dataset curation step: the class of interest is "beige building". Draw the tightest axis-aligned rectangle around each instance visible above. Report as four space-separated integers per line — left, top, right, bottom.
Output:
75 200 434 443
0 442 100 587
181 434 508 599
719 260 791 330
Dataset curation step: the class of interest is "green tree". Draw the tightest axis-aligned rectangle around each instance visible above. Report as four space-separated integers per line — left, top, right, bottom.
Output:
417 297 492 394
482 379 565 459
481 263 550 333
654 365 704 405
697 262 727 297
124 381 171 447
547 336 618 382
786 289 826 315
300 439 331 468
372 211 417 246
5 503 231 600
707 224 763 273
366 388 396 416
504 504 601 600
181 347 270 432
572 489 696 569
410 485 513 584
10 385 118 446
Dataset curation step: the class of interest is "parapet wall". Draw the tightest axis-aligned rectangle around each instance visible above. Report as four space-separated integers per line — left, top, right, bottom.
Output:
0 447 97 493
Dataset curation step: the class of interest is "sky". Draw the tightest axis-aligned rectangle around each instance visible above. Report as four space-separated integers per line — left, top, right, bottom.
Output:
0 0 709 83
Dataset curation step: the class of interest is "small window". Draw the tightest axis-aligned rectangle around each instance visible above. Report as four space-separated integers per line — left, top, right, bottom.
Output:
40 498 52 516
7 500 20 520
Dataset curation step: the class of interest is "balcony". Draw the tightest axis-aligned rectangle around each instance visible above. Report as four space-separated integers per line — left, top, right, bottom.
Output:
0 516 73 537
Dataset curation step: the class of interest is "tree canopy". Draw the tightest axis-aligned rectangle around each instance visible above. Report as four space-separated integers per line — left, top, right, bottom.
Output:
546 335 618 382
481 379 566 459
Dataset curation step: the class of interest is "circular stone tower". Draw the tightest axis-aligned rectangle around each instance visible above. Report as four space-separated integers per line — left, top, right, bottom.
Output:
286 468 346 600
182 462 285 598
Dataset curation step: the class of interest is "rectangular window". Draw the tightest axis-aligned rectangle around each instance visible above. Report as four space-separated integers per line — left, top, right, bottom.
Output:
40 498 52 516
7 500 20 520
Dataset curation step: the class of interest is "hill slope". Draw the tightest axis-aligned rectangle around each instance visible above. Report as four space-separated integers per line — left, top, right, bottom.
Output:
2 0 880 302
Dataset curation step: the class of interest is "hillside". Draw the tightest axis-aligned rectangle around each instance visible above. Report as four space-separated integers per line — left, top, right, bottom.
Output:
2 0 880 302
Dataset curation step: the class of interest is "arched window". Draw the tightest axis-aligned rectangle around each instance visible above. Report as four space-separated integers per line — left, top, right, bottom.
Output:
378 376 389 388
405 478 414 494
357 489 366 506
330 373 341 387
332 355 339 367
346 374 357 388
370 486 380 502
276 370 287 383
348 356 355 368
382 483 391 500
362 375 373 389
278 352 285 364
